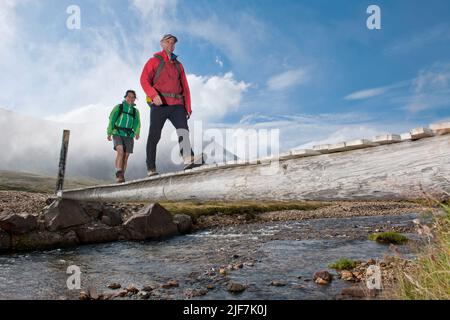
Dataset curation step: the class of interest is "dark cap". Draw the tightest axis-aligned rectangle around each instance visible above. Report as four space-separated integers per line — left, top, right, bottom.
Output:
161 34 178 43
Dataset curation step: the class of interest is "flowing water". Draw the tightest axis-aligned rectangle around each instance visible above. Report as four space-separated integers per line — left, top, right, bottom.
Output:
0 213 423 300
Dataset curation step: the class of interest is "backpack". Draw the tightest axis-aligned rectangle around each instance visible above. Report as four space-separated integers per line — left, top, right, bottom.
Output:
146 54 184 103
113 103 136 137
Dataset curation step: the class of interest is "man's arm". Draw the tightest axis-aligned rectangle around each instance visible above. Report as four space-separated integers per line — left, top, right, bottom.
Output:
179 63 191 116
134 108 141 139
140 58 160 100
107 105 120 137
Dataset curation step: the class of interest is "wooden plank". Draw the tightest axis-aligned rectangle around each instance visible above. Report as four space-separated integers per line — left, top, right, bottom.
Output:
291 149 321 157
372 134 401 145
328 142 347 152
313 144 332 153
430 122 450 135
410 127 435 140
400 132 412 141
344 139 378 150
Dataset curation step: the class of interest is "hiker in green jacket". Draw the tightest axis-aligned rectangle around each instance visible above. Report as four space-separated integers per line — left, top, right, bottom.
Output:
107 90 141 183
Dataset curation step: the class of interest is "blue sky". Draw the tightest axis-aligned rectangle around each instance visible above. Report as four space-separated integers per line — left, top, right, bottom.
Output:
1 0 450 151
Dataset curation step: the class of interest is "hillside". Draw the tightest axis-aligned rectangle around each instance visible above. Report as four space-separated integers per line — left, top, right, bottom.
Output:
0 170 108 194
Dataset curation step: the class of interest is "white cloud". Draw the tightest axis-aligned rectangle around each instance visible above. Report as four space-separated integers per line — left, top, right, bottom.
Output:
344 87 390 100
45 104 111 124
188 72 250 121
186 13 267 64
386 24 450 55
215 56 224 67
344 80 410 101
405 63 450 113
267 68 309 91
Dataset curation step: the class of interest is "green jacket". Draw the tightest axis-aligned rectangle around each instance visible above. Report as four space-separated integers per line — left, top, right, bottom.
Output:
107 101 141 138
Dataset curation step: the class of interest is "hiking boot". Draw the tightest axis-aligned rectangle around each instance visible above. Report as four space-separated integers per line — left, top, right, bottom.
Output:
115 170 125 183
147 168 158 177
183 153 206 170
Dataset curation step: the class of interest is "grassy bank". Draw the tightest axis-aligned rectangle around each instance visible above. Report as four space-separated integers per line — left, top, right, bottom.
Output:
393 204 450 299
0 170 107 194
159 200 326 220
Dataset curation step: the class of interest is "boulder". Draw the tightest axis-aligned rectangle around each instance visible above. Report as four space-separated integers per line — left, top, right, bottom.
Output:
313 271 333 285
44 199 90 231
11 230 79 251
0 213 38 234
0 229 11 251
173 214 193 234
75 225 122 244
340 270 355 281
81 202 104 219
123 203 178 240
101 208 123 227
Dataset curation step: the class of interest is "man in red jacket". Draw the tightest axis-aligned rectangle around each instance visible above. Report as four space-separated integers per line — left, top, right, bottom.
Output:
140 34 202 176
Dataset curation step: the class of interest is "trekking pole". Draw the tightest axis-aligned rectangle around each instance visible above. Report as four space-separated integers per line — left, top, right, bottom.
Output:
56 129 70 196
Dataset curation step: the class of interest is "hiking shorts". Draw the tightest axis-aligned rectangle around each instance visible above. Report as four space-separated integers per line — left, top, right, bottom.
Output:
113 135 134 154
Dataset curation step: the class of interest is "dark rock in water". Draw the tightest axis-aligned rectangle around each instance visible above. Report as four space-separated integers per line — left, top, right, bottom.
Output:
161 280 179 289
340 286 367 298
227 282 246 293
107 283 121 290
126 285 139 294
0 213 38 234
123 203 178 240
270 280 286 287
185 289 208 298
313 271 333 285
44 199 90 231
79 291 90 300
142 285 154 292
101 208 123 227
173 214 193 234
11 230 79 251
0 229 11 250
75 225 121 244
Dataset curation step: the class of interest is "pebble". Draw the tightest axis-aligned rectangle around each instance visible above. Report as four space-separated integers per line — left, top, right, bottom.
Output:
161 280 179 289
227 282 246 293
107 283 121 290
270 281 286 287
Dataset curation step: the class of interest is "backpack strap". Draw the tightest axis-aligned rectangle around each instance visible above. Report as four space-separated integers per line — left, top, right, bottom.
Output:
152 54 182 85
152 54 165 85
150 54 184 102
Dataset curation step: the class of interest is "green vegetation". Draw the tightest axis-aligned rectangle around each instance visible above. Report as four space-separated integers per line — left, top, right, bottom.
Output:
159 200 326 220
0 170 107 194
368 231 408 244
393 205 450 299
328 258 358 270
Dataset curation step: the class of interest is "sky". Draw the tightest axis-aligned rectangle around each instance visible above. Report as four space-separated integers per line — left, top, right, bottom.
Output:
1 0 450 178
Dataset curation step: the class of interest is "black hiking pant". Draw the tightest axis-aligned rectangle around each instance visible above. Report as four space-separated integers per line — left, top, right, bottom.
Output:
146 104 194 170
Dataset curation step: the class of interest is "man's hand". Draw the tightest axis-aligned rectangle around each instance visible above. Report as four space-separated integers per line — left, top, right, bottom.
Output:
107 135 112 141
152 95 163 106
187 111 192 120
135 134 140 140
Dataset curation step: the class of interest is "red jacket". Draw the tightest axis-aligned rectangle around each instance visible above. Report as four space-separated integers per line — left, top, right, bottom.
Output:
140 50 191 114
